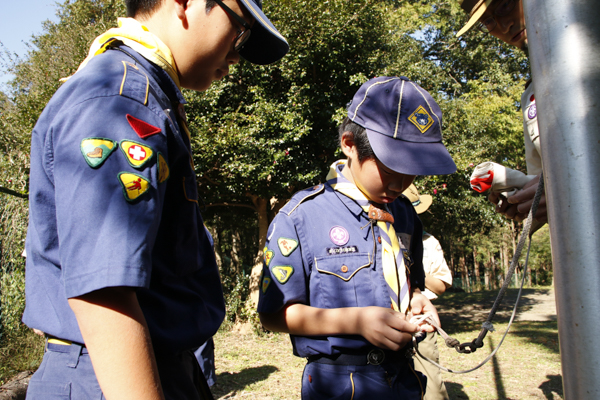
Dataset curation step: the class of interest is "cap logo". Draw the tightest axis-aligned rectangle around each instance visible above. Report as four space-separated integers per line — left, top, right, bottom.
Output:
408 106 434 133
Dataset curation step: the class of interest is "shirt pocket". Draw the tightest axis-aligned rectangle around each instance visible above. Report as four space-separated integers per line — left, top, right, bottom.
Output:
312 253 372 308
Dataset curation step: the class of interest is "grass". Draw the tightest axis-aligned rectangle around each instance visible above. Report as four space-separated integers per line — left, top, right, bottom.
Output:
0 288 564 399
0 329 44 386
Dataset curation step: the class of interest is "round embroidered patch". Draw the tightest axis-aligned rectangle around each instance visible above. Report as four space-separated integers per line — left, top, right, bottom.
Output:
329 226 349 246
528 103 537 120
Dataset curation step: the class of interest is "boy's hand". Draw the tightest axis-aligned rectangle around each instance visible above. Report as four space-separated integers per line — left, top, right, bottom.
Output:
408 292 440 333
356 306 419 351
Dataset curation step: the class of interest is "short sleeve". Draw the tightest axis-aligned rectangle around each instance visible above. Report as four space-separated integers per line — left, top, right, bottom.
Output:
51 95 169 298
257 211 309 313
423 235 452 286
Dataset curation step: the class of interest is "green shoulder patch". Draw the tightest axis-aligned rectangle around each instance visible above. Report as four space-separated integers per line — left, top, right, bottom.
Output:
118 172 150 202
81 138 117 168
278 237 298 257
271 265 294 284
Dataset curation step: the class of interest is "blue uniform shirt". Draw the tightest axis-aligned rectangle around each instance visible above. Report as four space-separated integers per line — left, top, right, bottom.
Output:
23 45 225 354
258 180 425 357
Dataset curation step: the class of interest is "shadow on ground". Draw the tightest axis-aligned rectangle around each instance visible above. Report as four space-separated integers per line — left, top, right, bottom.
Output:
445 381 469 399
211 365 278 398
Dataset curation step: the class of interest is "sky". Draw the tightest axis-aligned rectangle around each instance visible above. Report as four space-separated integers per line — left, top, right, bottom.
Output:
0 0 60 88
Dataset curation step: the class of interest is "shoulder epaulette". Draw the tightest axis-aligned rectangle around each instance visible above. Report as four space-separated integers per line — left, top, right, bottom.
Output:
281 184 325 216
119 61 150 106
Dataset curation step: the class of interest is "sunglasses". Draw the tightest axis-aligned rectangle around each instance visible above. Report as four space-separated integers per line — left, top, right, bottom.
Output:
214 0 252 52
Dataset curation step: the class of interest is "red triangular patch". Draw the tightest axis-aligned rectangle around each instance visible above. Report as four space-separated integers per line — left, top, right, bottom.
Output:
126 114 161 139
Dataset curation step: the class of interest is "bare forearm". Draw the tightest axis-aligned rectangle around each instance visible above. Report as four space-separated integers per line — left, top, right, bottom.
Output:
261 304 363 336
69 287 164 400
424 276 447 295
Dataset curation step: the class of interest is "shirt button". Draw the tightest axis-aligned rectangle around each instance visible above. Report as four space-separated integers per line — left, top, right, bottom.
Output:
341 265 348 273
378 236 382 244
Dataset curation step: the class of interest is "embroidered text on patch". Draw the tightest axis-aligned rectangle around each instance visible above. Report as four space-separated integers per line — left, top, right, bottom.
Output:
278 237 298 257
118 172 150 202
120 140 154 168
126 114 161 139
326 246 359 255
271 265 294 284
80 138 118 168
408 105 434 133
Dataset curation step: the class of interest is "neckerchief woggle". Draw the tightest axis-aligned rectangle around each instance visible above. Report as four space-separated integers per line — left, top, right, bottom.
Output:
326 160 411 313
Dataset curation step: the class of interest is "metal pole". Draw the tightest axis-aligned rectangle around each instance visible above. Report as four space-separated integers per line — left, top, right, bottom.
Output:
523 1 600 398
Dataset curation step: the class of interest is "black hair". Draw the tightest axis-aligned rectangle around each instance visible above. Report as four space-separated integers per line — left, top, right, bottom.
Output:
338 117 375 162
125 0 216 18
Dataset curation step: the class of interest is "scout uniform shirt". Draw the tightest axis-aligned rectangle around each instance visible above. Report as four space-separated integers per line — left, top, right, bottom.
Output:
23 44 225 355
258 161 425 358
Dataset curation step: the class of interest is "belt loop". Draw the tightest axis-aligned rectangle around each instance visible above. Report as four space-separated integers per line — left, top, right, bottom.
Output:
66 342 83 368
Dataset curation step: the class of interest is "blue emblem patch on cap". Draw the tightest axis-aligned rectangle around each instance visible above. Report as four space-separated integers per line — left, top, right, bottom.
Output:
408 106 434 133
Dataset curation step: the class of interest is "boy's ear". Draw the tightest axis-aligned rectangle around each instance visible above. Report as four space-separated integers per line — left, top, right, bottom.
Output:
340 131 356 158
174 0 189 20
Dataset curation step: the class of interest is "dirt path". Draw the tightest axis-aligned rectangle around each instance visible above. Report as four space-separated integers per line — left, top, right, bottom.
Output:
435 288 557 332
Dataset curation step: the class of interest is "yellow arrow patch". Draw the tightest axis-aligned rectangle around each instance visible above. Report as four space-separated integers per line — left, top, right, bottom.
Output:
271 266 294 284
120 140 154 168
157 153 170 183
118 172 150 202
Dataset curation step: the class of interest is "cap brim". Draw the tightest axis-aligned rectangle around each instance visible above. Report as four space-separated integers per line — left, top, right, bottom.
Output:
413 194 432 214
456 0 493 37
366 130 457 176
238 0 289 65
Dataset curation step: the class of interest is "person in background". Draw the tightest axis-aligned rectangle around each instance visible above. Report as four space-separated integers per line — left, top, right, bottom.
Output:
456 0 547 224
403 184 452 400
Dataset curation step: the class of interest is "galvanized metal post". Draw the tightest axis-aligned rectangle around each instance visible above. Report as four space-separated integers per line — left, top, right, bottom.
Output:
523 0 600 398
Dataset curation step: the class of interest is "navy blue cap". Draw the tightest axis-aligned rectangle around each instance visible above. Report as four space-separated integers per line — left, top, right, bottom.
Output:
238 0 289 65
348 76 456 176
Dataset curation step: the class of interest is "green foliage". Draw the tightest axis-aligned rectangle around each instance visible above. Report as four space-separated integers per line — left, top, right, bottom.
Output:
0 0 554 367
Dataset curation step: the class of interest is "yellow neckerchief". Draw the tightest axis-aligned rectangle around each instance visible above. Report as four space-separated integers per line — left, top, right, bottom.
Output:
326 160 410 313
64 17 180 88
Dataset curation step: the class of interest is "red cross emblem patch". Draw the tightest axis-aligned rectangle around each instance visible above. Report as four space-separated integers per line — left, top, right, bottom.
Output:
120 140 154 168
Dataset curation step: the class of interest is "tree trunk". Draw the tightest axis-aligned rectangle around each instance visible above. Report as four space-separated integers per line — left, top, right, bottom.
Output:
0 371 33 400
248 196 269 308
231 230 242 275
473 247 480 291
